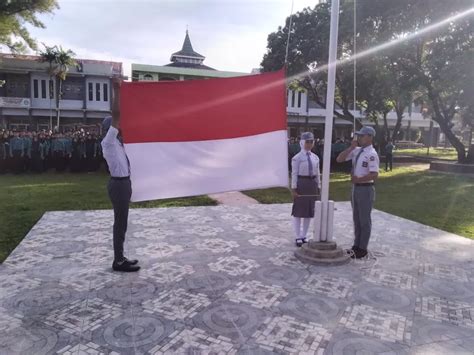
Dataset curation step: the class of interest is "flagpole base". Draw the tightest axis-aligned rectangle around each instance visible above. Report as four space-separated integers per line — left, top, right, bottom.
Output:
295 240 350 266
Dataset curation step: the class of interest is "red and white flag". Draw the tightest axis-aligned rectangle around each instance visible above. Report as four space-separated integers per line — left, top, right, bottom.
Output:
120 69 288 202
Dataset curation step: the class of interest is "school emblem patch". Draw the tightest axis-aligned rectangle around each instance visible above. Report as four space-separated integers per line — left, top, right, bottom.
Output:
362 162 368 167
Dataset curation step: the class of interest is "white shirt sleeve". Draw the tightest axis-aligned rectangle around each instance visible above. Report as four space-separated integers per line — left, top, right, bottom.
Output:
102 126 119 146
291 155 300 189
368 153 379 173
345 147 358 162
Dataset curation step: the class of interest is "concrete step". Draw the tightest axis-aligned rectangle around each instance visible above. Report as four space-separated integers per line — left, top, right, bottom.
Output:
300 245 344 259
294 249 351 266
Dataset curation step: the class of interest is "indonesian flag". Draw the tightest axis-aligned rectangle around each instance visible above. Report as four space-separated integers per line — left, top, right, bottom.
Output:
121 69 288 202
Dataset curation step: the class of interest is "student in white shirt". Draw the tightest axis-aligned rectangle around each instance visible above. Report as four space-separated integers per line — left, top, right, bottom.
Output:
291 132 321 247
101 78 140 272
336 126 379 259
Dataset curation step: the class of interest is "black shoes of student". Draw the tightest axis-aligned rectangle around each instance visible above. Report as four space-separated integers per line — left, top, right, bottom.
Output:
347 246 358 255
123 257 139 265
112 259 140 272
351 248 368 259
295 239 304 247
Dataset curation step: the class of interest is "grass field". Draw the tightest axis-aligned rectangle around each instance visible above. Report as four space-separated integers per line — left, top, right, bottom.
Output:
244 167 474 240
0 172 216 263
394 147 458 160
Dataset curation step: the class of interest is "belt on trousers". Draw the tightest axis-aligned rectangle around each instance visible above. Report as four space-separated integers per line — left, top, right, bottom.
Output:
298 175 316 179
354 182 374 186
111 176 130 181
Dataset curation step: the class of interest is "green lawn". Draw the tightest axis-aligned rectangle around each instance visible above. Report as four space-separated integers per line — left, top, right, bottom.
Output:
0 173 216 263
394 147 458 160
244 167 474 239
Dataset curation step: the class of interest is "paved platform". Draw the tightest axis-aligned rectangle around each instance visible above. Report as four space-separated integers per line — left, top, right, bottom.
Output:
0 202 473 354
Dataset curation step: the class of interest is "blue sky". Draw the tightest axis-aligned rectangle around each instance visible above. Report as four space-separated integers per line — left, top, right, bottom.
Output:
24 0 318 77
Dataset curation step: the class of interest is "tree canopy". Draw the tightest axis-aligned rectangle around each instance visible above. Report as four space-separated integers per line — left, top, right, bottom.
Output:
0 0 59 53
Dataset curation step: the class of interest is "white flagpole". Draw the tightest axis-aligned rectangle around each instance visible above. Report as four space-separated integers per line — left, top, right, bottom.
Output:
317 0 340 242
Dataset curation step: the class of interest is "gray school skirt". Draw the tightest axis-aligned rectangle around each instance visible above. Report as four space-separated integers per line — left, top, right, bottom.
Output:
291 176 319 218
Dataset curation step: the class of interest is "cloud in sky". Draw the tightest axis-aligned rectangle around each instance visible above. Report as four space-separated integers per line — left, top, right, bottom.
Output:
24 0 319 77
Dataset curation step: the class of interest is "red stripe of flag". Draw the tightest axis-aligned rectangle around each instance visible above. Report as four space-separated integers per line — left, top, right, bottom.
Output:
121 69 286 143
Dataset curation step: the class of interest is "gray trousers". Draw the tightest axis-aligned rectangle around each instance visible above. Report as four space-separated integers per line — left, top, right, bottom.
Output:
108 178 132 262
351 185 375 250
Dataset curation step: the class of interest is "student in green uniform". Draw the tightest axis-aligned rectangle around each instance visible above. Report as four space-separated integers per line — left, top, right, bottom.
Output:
9 131 24 174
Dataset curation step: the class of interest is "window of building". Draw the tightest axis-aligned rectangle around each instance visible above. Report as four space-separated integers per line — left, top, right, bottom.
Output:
103 83 108 101
95 83 101 101
291 90 295 108
49 80 54 99
33 79 39 98
41 80 47 99
143 74 153 80
88 83 93 101
298 92 302 108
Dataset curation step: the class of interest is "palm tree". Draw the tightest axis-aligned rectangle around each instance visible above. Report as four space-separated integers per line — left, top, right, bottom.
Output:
54 46 76 129
39 44 58 130
38 45 75 130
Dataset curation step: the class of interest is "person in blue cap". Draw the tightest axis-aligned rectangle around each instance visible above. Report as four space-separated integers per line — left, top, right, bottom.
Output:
336 126 379 259
101 78 140 272
291 131 321 247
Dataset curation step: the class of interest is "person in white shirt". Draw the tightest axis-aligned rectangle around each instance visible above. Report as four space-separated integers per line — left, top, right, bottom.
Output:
336 126 380 259
291 132 321 247
101 78 140 272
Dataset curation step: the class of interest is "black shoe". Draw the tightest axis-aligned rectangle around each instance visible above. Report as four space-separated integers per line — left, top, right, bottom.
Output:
354 248 368 259
347 246 358 256
302 238 308 244
112 260 141 272
295 239 303 247
124 257 139 265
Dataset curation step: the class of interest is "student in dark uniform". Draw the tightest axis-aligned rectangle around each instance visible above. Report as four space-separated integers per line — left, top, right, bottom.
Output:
52 133 66 172
85 133 97 172
9 131 24 174
23 132 32 172
70 135 85 173
290 132 321 247
30 135 43 172
384 140 394 171
0 133 9 174
101 78 140 272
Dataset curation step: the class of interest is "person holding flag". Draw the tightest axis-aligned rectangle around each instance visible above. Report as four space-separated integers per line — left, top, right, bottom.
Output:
101 77 140 272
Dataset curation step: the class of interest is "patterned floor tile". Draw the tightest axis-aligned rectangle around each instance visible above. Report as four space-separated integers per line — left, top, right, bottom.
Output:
339 304 412 343
301 274 353 299
225 280 288 309
419 263 469 282
195 238 239 253
254 315 330 354
45 298 123 334
364 268 417 290
143 288 211 320
415 296 474 329
149 327 237 354
208 256 259 276
1 203 473 354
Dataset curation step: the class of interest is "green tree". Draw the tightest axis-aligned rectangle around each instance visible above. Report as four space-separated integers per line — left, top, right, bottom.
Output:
39 44 76 130
261 2 363 128
0 0 59 53
358 0 473 162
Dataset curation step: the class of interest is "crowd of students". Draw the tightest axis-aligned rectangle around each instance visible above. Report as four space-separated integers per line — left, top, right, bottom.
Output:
0 129 105 174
